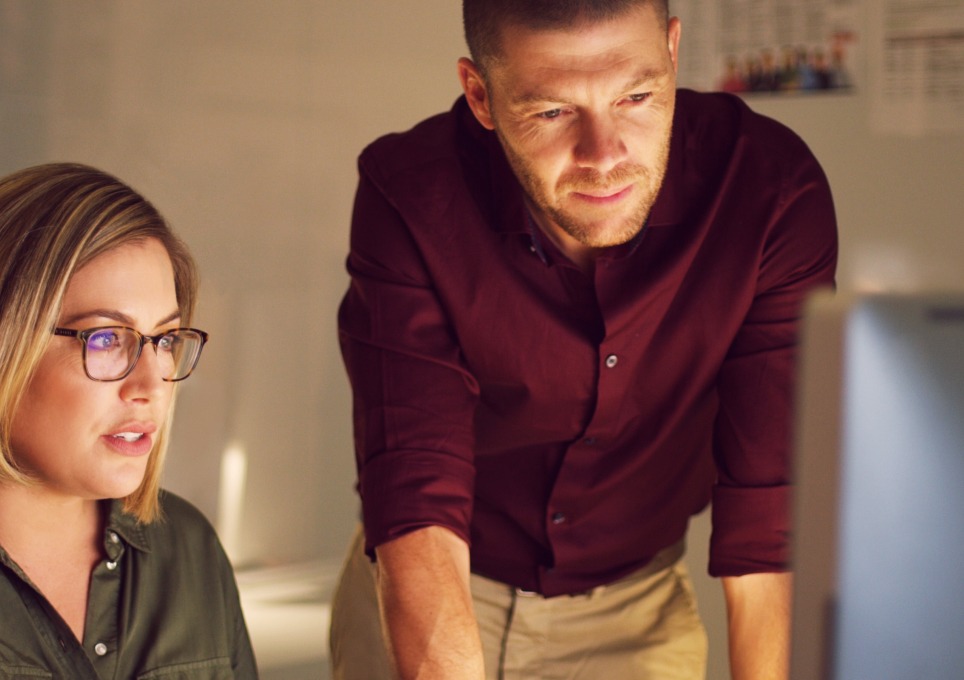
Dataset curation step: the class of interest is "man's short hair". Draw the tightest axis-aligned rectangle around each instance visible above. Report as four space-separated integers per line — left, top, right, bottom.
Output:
463 0 670 74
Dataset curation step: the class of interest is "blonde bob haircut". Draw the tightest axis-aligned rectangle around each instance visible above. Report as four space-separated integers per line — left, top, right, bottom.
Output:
0 162 199 523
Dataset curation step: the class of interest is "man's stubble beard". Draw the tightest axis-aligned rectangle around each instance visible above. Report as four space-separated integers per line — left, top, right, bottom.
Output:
494 124 672 249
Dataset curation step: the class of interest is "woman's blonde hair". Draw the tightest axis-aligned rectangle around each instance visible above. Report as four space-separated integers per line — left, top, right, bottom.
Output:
0 162 199 522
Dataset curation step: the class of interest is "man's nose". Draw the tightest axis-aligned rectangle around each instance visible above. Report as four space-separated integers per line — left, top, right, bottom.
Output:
574 112 629 173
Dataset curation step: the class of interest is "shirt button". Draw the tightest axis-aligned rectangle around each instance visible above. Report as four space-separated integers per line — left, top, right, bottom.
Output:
94 642 108 656
108 531 120 544
551 512 567 525
106 560 118 571
605 354 618 368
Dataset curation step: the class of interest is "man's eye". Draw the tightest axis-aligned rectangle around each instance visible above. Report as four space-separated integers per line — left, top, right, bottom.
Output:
537 108 564 120
626 93 651 103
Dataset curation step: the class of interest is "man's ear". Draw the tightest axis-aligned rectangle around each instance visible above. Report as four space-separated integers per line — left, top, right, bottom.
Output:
457 57 496 130
667 16 682 74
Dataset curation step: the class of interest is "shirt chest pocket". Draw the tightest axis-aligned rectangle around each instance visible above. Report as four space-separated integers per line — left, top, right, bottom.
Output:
136 657 234 679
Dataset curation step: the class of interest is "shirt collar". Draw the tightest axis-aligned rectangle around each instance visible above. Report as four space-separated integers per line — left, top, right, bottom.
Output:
646 122 685 228
0 543 24 577
105 498 152 554
455 97 530 239
0 499 151 584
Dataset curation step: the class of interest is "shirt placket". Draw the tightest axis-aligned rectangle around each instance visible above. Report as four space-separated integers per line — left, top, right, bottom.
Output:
541 263 628 592
544 357 628 545
84 527 124 679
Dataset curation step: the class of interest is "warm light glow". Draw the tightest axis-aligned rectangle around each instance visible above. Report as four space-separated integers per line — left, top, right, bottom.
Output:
850 244 922 293
217 442 248 562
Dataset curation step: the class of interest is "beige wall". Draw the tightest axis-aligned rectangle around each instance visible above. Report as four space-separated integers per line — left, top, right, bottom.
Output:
1 0 469 570
2 2 961 677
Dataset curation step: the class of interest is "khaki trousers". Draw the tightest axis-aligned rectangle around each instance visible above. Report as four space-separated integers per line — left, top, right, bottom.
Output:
329 527 707 680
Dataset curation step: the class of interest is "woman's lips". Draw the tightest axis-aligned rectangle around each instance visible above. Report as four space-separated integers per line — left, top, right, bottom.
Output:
102 424 156 456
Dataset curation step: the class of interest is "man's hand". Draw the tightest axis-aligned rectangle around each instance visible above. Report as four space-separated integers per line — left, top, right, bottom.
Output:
722 571 793 680
375 526 485 680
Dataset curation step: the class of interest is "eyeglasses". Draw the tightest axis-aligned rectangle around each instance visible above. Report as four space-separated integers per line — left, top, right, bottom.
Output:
52 326 209 382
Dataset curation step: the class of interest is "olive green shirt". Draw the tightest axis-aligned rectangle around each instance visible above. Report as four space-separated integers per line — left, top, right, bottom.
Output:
0 491 258 679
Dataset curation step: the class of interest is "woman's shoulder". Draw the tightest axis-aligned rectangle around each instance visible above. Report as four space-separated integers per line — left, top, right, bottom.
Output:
117 491 239 594
156 489 216 529
146 490 225 555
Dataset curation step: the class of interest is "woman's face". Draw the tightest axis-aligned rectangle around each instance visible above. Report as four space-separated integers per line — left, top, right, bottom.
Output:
10 238 179 502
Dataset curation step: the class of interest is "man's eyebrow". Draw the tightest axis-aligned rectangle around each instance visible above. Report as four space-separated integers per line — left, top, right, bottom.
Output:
509 67 667 108
508 89 568 108
620 68 665 92
60 308 182 329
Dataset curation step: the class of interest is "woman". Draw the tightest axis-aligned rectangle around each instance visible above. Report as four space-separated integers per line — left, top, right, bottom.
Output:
0 163 257 678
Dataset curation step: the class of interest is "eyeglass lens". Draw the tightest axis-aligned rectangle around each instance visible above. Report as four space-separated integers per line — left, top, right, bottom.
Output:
84 327 204 381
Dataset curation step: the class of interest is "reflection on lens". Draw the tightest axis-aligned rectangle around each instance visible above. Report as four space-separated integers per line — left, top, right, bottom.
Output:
76 326 207 382
86 328 134 380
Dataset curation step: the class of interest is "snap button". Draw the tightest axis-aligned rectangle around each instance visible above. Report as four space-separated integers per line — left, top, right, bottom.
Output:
94 642 108 656
551 512 567 525
605 354 618 368
106 560 117 571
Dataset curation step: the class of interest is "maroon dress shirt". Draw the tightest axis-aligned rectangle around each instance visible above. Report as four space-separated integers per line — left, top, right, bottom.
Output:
338 89 838 596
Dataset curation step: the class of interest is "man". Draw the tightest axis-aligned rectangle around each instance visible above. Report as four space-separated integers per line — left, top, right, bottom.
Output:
332 1 837 678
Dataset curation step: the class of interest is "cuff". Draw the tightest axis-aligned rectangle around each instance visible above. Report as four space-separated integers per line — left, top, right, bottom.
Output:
708 483 792 576
360 451 475 559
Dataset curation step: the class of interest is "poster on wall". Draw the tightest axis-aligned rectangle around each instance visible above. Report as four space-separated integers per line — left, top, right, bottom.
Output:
868 0 964 135
670 0 862 96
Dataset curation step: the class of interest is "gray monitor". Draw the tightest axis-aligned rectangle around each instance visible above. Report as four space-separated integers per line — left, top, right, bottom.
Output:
790 291 964 680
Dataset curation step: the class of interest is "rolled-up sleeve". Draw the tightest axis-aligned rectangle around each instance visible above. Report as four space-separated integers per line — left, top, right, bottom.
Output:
709 141 838 576
338 161 479 557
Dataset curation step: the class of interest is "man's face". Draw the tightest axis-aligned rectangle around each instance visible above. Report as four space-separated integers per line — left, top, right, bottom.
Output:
460 5 681 255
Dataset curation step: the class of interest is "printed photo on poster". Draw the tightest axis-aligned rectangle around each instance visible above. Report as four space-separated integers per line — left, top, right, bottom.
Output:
671 0 861 96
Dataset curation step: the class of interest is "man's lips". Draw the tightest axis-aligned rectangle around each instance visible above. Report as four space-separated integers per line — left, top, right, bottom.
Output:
570 184 634 204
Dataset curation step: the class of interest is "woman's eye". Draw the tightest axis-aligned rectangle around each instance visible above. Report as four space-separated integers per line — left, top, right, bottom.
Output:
88 330 121 352
157 334 178 353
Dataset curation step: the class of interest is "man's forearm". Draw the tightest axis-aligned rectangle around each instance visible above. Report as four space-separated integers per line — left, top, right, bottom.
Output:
722 571 793 680
375 526 485 680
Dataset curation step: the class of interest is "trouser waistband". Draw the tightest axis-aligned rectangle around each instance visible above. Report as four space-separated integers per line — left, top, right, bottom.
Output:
476 538 687 600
